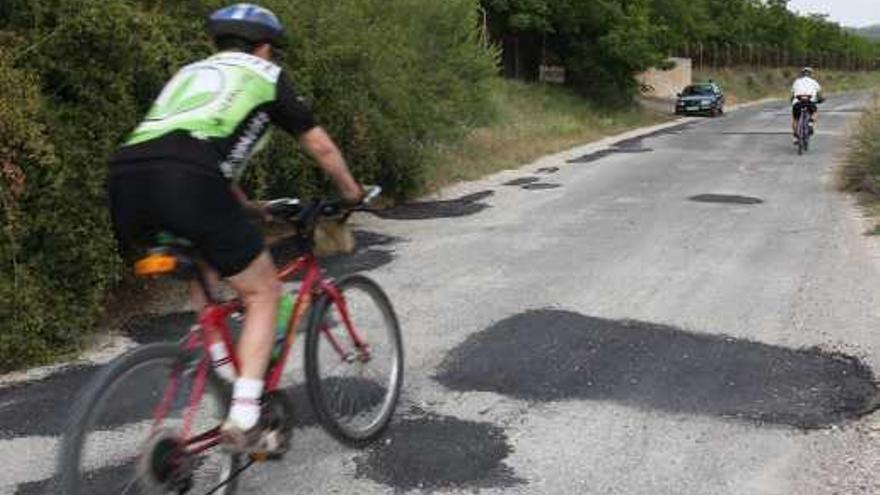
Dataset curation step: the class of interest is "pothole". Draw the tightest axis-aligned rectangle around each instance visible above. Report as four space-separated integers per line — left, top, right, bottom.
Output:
522 183 562 191
567 124 691 164
502 177 540 186
435 309 880 429
354 415 523 491
689 194 763 205
0 365 99 438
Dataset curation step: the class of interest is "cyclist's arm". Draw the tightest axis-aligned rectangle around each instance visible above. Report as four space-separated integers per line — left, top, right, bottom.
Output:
299 127 362 203
268 73 363 203
231 184 271 219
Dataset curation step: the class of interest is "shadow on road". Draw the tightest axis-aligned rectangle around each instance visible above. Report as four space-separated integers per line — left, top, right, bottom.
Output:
373 191 494 220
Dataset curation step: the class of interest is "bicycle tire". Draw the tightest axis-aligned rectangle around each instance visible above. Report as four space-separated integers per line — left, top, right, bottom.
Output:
57 343 240 495
304 274 403 447
797 112 809 155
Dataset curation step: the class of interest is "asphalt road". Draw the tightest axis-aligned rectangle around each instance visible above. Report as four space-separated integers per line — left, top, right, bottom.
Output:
3 93 880 494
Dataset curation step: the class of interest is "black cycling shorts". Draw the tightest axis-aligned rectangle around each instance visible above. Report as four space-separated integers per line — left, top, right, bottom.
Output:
108 162 264 278
792 101 817 120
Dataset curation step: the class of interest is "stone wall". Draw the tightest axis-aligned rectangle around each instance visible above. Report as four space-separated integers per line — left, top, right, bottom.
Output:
637 58 693 99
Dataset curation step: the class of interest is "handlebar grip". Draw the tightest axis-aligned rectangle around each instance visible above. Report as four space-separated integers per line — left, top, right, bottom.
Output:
362 185 382 205
264 198 301 217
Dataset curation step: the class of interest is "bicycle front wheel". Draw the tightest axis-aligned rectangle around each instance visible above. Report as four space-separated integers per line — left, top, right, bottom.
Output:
305 274 404 446
57 343 240 495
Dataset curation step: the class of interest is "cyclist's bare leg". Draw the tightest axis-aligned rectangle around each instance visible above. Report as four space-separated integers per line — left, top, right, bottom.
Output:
227 250 280 381
190 263 222 343
221 250 280 434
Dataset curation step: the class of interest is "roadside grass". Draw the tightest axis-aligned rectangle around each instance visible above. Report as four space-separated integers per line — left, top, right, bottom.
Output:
421 78 670 192
838 93 880 233
695 68 880 105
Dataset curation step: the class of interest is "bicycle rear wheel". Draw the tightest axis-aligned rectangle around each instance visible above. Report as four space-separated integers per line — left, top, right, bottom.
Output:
798 113 809 155
305 274 403 446
58 343 240 495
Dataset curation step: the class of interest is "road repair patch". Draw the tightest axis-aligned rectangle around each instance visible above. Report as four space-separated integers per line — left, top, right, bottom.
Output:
354 414 523 491
522 183 562 190
435 309 880 429
503 177 540 186
689 194 764 205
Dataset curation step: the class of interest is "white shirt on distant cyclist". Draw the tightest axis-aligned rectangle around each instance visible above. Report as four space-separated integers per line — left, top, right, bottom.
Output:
791 76 822 104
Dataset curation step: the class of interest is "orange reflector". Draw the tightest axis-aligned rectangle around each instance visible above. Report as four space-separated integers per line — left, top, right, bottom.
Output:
134 253 178 277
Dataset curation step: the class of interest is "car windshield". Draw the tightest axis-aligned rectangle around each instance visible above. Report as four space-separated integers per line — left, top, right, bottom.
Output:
682 85 715 96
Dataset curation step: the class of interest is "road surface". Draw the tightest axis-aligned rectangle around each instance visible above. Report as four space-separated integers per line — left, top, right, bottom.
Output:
2 93 879 494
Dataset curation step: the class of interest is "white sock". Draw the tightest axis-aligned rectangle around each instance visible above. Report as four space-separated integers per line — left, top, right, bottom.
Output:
208 343 237 383
229 378 264 430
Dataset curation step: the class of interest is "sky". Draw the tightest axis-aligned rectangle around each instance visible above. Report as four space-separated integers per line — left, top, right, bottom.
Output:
787 0 879 28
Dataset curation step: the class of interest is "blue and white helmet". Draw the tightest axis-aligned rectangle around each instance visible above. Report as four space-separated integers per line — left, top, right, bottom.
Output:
208 4 285 46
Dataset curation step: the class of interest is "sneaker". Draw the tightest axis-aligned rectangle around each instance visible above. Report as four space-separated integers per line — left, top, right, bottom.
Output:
793 137 799 146
220 420 284 455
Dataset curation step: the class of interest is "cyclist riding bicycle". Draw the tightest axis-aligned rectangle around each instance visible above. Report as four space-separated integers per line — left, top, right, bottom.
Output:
107 3 363 452
790 67 824 145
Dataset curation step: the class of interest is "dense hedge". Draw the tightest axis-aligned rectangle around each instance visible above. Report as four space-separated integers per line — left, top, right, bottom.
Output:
0 0 496 371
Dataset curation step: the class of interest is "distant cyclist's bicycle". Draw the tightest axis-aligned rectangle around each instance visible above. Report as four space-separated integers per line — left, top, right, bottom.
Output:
794 96 815 155
58 187 403 494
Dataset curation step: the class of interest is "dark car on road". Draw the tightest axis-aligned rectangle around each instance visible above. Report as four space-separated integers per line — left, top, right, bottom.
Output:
675 82 725 117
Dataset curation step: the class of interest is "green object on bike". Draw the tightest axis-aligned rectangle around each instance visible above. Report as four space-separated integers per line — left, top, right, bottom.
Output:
272 292 295 363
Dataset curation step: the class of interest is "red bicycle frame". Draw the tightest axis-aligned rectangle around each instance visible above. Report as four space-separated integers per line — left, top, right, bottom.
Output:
153 251 369 456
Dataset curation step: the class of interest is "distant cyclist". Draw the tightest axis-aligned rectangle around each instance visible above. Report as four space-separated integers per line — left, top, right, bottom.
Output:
108 3 363 452
790 67 824 145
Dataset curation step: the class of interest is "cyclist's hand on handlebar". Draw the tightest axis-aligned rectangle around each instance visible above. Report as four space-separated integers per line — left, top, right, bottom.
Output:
341 183 365 206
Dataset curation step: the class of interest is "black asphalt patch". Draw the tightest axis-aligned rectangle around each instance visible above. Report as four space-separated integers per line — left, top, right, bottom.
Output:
502 177 540 186
565 125 683 164
14 476 57 495
435 310 880 429
612 148 653 153
536 166 560 174
354 415 523 491
374 191 493 220
0 365 99 438
614 123 694 149
13 462 128 495
567 149 617 164
689 194 764 205
522 183 562 190
721 131 793 135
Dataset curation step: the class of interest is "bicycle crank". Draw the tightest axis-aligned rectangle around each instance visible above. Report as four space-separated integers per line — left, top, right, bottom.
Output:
137 428 195 493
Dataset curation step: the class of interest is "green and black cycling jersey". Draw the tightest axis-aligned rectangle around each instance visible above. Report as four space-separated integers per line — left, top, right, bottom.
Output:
111 51 316 180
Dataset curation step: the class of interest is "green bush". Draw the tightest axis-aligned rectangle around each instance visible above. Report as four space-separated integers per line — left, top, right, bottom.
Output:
245 0 498 199
0 45 63 368
0 0 496 370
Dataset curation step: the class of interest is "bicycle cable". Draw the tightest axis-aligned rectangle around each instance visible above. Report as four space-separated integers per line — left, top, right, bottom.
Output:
201 458 255 495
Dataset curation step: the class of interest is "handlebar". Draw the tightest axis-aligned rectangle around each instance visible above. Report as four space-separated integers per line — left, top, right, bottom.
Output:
264 185 382 226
